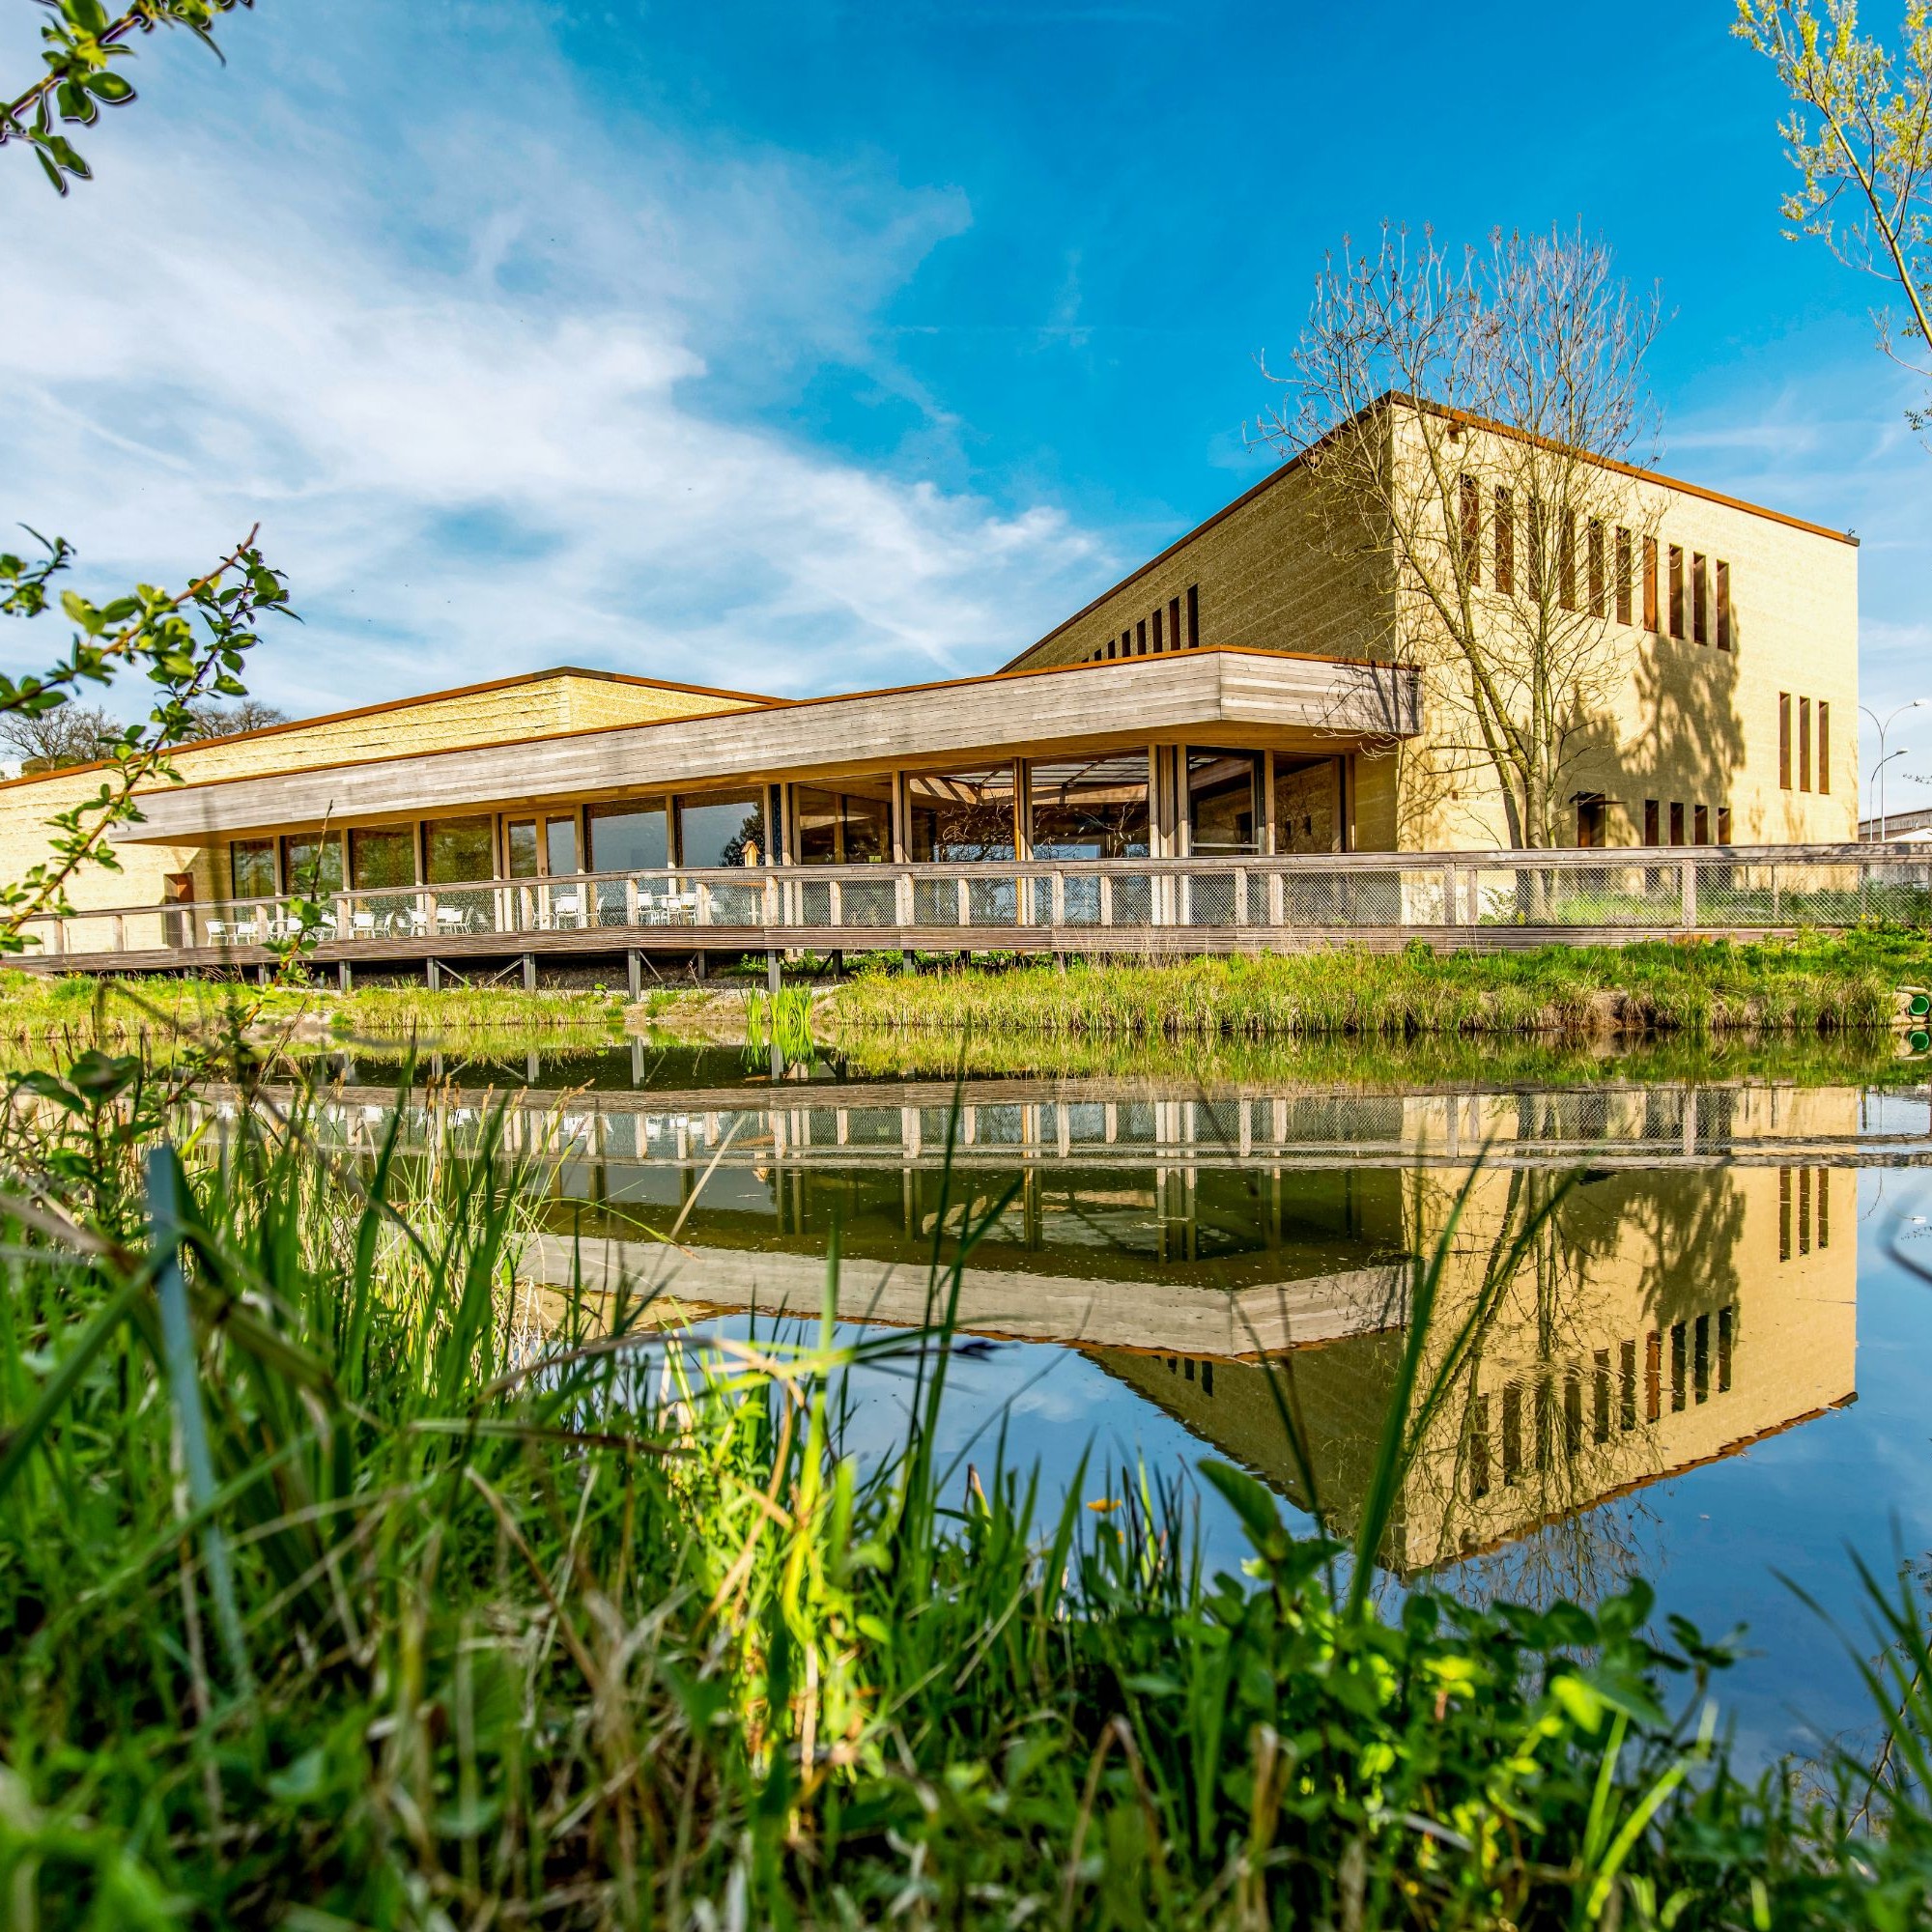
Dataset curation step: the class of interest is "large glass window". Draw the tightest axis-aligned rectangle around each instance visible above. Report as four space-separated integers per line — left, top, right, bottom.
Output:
546 815 580 879
1186 749 1262 855
1028 754 1150 859
907 765 1016 862
505 820 540 878
425 815 495 883
678 792 765 868
281 833 343 896
350 825 416 891
230 838 276 898
588 799 668 872
795 779 892 864
1274 754 1343 855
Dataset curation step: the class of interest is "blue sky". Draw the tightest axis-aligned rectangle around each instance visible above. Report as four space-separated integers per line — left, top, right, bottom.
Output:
4 0 1930 802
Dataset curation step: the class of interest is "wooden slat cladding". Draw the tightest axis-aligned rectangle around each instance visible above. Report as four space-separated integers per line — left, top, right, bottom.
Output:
118 651 1422 843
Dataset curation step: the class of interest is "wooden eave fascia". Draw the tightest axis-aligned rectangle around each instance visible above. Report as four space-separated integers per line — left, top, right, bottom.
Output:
112 647 1420 844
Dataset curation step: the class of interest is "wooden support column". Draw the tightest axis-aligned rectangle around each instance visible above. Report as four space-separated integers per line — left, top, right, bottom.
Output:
767 950 781 995
428 958 441 990
627 949 642 1002
337 959 352 993
522 953 536 993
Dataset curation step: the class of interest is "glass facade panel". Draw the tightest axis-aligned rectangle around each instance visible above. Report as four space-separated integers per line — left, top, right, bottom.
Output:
678 792 765 868
1028 753 1150 858
230 838 276 898
350 826 416 891
1274 754 1343 855
425 815 495 883
546 816 579 879
907 764 1016 862
1187 748 1262 855
796 779 892 864
588 800 668 873
505 820 539 878
280 834 343 896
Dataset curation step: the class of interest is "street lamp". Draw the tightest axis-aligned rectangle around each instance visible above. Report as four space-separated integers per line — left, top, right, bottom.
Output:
1861 698 1929 841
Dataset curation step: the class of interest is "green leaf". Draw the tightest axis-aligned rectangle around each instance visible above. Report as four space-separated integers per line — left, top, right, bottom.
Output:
1200 1458 1285 1559
84 71 135 103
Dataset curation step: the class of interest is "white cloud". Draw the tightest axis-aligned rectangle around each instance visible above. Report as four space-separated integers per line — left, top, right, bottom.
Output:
0 6 1110 721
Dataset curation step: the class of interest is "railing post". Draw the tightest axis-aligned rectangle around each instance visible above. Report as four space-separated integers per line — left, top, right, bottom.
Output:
1680 858 1698 930
1234 866 1249 926
829 878 842 929
1267 867 1284 929
696 881 713 925
1099 871 1114 927
1441 865 1459 925
1051 869 1065 926
895 867 914 929
955 875 970 929
625 877 639 927
765 872 781 932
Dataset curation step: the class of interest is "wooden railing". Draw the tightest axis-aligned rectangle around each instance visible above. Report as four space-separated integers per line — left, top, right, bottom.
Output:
20 843 1932 959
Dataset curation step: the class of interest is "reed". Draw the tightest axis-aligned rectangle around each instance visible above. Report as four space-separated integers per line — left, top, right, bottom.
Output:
832 929 1932 1042
1 1063 1928 1924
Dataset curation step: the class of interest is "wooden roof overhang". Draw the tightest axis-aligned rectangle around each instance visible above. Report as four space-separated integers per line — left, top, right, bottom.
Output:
115 646 1421 845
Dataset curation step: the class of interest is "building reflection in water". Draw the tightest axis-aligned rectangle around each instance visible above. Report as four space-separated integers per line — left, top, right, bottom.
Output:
310 1069 1869 1579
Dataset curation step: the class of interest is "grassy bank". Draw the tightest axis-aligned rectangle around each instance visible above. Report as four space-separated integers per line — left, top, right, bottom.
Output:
832 929 1932 1042
3 1066 1932 1923
0 970 632 1049
833 1020 1925 1090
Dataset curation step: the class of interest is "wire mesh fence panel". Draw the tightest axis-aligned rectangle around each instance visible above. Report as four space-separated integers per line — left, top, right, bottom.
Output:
798 880 835 927
1277 870 1403 926
838 878 898 928
429 886 498 935
967 877 1019 925
1109 875 1155 926
706 880 766 926
912 877 963 926
1181 871 1240 926
1060 875 1102 925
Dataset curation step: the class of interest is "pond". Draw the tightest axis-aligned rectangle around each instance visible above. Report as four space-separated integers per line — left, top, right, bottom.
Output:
301 1032 1932 1767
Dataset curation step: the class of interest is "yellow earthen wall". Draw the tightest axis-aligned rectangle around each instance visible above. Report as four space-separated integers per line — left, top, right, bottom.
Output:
1008 408 1859 853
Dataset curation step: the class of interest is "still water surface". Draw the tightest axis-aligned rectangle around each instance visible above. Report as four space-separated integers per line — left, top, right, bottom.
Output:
314 1037 1932 1766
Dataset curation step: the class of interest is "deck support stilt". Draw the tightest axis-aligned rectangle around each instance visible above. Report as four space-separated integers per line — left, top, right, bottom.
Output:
766 949 781 995
337 959 352 994
427 958 441 991
627 949 642 1002
693 950 708 982
522 953 536 993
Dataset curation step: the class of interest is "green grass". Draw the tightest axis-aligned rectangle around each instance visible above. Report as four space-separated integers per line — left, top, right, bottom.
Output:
0 970 631 1050
831 929 1932 1042
833 1019 1926 1090
5 1058 1932 1922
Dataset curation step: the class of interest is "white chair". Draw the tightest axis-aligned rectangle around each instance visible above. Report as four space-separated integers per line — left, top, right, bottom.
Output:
635 891 658 925
676 891 699 923
436 905 470 935
351 912 379 941
550 892 584 930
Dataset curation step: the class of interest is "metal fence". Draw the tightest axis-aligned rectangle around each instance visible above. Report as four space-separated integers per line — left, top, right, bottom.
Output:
22 844 1932 960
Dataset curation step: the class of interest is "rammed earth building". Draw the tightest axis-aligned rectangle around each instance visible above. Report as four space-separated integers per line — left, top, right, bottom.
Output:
0 399 1859 954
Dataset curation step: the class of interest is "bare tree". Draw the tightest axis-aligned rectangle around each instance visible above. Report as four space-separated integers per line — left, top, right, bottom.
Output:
184 696 287 740
1256 225 1665 853
0 699 122 771
1737 0 1932 432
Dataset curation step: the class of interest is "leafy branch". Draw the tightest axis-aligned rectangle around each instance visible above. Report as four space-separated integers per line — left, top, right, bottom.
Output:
0 0 254 194
1736 0 1932 430
0 528 292 952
